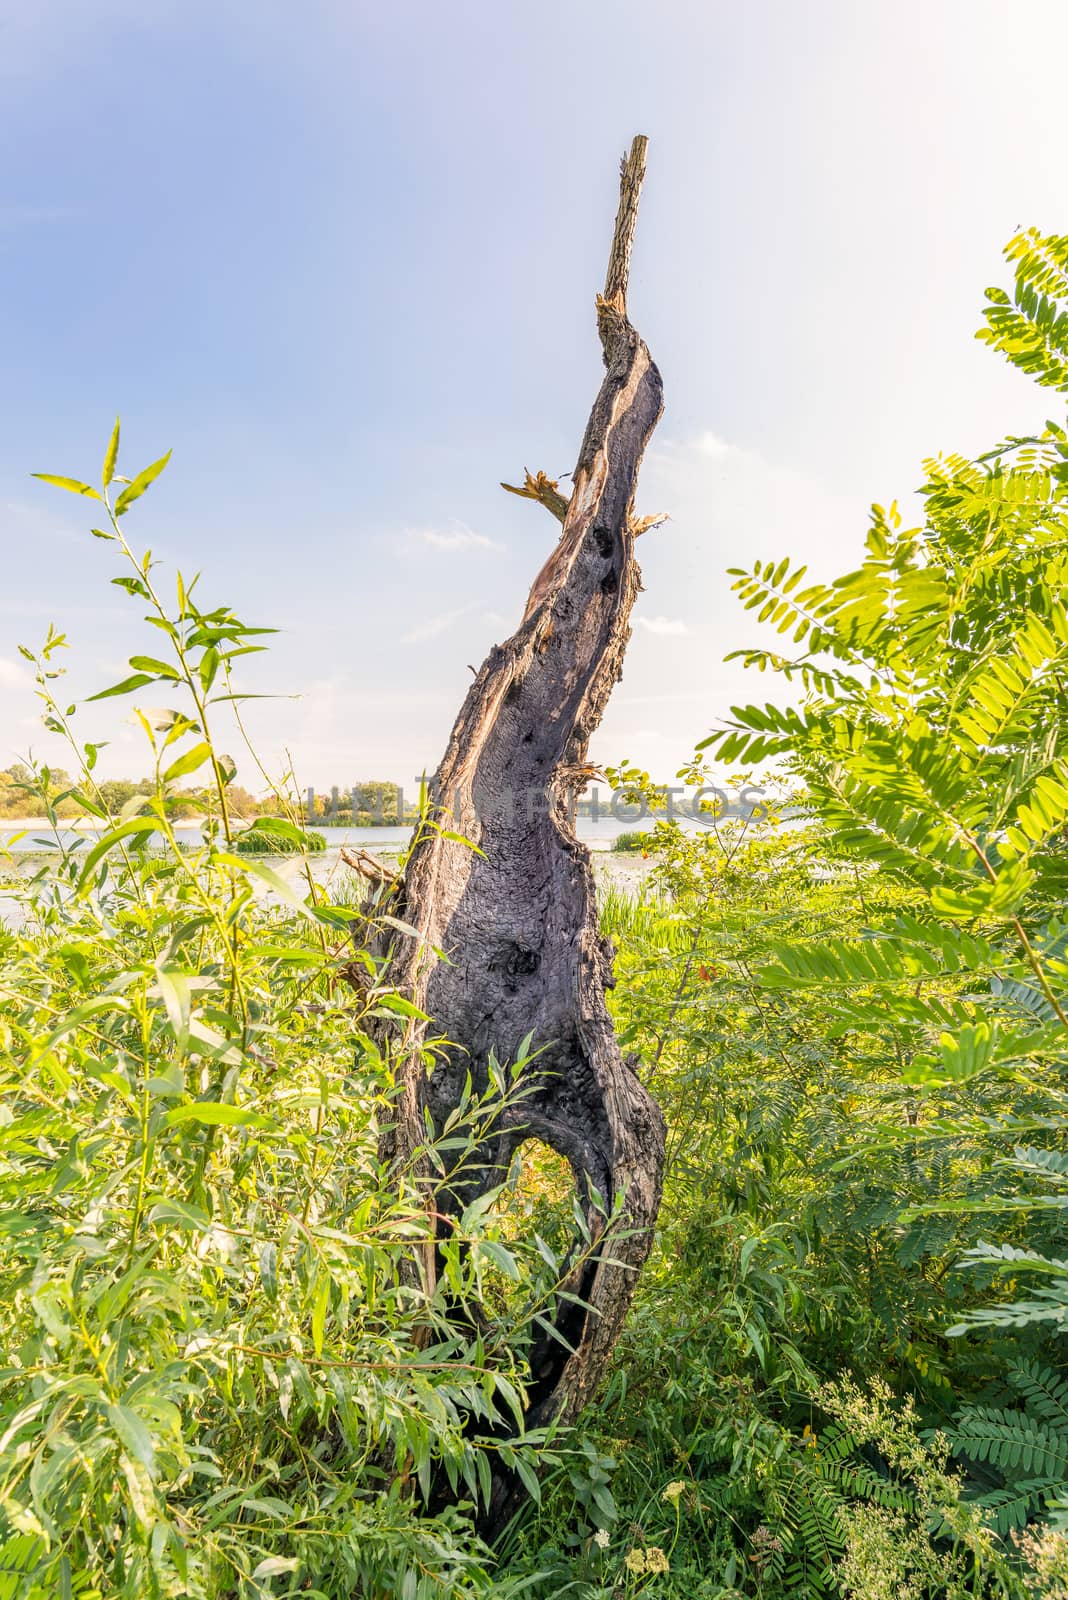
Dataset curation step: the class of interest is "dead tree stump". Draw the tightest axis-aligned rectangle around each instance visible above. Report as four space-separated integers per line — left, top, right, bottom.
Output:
375 135 667 1523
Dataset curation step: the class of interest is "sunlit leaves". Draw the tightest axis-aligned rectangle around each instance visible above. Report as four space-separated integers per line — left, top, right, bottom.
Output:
159 1101 273 1130
690 229 1068 1506
0 708 565 1599
161 742 212 784
102 417 120 489
86 672 157 702
114 450 172 516
75 814 160 887
979 229 1068 392
30 473 102 501
127 654 180 681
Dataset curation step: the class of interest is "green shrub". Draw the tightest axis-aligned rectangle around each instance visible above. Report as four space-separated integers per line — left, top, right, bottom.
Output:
1 427 568 1598
503 225 1068 1600
611 829 657 854
231 818 326 853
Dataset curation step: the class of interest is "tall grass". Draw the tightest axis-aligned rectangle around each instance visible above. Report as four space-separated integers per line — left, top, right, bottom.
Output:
598 884 693 956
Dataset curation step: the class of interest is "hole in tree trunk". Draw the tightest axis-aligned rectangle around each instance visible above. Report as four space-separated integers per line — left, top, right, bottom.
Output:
463 1142 579 1356
499 1139 574 1250
492 1140 597 1416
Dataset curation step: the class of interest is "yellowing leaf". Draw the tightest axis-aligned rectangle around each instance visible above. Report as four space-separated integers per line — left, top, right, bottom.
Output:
102 417 120 488
31 473 102 501
114 451 172 516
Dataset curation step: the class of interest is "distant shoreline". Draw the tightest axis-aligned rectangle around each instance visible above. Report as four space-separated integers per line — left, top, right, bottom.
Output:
0 817 412 831
0 817 218 831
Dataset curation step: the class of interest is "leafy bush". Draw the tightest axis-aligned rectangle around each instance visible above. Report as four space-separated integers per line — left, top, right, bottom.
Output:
231 819 326 854
503 227 1068 1599
0 428 574 1598
611 830 657 854
598 885 692 957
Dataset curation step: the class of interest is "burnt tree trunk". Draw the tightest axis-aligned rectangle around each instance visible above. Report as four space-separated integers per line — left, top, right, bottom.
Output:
375 136 666 1519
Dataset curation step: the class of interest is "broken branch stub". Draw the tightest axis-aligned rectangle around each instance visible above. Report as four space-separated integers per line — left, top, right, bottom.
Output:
377 134 667 1508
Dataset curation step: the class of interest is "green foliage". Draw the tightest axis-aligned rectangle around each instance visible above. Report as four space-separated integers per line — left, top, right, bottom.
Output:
0 1534 48 1600
231 819 327 854
504 222 1068 1598
0 431 582 1598
505 801 1026 1596
16 220 1068 1599
697 222 1068 1261
947 1141 1068 1340
978 231 1068 392
598 883 692 956
947 1362 1068 1534
611 830 657 854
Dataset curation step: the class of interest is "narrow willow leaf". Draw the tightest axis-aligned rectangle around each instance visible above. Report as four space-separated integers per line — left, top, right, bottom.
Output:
111 575 150 599
154 968 192 1043
31 473 102 501
102 417 120 488
160 1102 273 1130
199 646 219 692
145 1199 211 1231
86 673 155 702
106 1404 156 1475
77 815 159 885
114 450 172 516
379 914 425 940
68 790 107 821
162 742 212 783
371 992 428 1020
311 1277 329 1357
251 1559 299 1581
127 655 180 680
258 1242 278 1303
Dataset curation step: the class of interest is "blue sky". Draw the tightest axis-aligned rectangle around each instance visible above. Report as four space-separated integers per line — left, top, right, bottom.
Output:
3 0 1068 791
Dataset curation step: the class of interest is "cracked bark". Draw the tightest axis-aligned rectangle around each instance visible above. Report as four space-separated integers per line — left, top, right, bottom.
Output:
375 135 666 1527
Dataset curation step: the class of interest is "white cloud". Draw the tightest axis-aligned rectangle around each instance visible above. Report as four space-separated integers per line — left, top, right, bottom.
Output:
589 428 867 779
643 430 866 579
635 615 688 637
0 656 32 688
400 606 471 644
691 431 744 460
417 520 501 553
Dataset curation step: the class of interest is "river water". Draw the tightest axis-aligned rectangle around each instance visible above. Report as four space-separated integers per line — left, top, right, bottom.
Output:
2 814 690 922
0 813 727 856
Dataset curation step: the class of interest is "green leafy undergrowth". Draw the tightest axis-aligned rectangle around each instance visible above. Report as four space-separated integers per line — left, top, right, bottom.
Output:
0 429 567 1599
501 225 1068 1599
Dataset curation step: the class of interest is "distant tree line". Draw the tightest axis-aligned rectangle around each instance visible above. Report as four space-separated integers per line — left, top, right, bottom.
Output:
304 782 418 826
0 765 413 825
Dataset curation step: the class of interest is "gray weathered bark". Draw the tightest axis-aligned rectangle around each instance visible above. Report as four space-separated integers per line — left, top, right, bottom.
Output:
372 136 666 1521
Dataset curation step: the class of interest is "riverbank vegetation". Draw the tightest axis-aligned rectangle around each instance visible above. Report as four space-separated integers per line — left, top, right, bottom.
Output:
4 229 1068 1596
0 764 262 823
0 769 415 829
